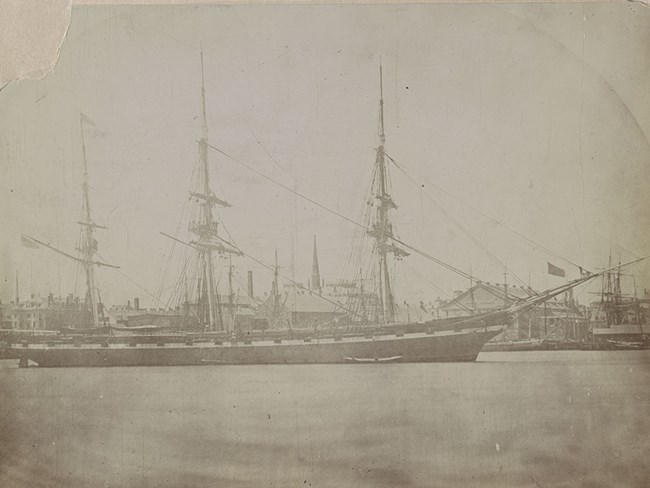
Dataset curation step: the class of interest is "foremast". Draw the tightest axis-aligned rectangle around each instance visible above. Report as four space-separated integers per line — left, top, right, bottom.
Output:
78 115 109 328
368 64 409 324
189 50 240 332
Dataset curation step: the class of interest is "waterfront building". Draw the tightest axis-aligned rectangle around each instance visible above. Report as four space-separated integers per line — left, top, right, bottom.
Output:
439 281 587 341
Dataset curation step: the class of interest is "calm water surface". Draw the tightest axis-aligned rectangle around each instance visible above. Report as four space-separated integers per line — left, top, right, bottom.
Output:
1 351 648 487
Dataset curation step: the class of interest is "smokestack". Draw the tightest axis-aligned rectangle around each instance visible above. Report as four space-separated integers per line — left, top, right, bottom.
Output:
247 271 254 298
312 235 321 294
134 298 140 310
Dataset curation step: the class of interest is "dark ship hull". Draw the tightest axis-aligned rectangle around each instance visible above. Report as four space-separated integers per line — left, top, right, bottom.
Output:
13 326 502 367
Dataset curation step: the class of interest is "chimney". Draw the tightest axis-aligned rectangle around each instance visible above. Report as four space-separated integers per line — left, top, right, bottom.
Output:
15 272 19 306
247 271 254 298
134 298 140 310
312 235 321 294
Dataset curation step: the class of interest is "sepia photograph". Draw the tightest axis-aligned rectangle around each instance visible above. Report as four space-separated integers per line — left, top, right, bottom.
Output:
1 1 649 486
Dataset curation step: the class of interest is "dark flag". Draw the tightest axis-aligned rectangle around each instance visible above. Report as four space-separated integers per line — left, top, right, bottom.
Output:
547 262 565 277
20 235 39 249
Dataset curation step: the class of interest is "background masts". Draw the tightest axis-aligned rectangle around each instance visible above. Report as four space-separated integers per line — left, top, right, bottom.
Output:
273 249 281 328
228 255 235 332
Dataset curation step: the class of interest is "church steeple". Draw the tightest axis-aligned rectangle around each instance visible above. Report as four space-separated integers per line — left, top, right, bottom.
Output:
312 235 321 294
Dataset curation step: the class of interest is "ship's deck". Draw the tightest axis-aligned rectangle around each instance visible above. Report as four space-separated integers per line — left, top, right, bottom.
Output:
15 326 503 350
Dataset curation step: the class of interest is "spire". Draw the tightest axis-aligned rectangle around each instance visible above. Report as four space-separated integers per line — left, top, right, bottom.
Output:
312 235 321 293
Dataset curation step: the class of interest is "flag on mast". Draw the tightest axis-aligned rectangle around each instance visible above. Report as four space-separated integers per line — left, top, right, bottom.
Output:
80 112 96 126
547 262 565 277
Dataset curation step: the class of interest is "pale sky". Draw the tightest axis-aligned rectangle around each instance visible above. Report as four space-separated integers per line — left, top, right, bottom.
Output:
1 3 649 309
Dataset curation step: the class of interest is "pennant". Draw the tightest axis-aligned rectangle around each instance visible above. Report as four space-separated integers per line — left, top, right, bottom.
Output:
80 112 96 127
547 262 565 277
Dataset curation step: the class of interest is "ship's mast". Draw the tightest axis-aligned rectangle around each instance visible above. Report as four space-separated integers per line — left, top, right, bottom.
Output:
369 64 399 324
188 50 239 332
19 115 116 330
79 116 102 328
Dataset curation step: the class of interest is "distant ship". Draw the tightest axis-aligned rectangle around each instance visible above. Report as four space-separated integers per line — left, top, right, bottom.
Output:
10 59 634 368
589 258 649 349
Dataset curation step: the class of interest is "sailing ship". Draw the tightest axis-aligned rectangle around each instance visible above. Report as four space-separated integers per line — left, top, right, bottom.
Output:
11 61 638 367
590 256 649 348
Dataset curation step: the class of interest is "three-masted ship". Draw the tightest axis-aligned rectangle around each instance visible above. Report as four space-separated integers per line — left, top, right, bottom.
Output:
12 61 629 367
589 257 649 348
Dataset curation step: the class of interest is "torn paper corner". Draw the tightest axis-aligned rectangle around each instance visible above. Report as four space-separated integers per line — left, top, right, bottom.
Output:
0 0 73 91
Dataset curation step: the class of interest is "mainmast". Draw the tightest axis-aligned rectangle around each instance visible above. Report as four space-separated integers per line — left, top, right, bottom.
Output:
368 64 408 324
79 115 103 328
188 49 241 331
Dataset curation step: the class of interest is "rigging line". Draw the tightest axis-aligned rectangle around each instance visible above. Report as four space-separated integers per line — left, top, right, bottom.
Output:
162 227 366 320
578 4 587 263
401 260 474 314
384 152 589 272
95 252 170 310
432 264 622 331
592 227 641 260
206 142 478 282
156 189 192 303
390 236 474 281
22 235 119 269
249 129 293 178
339 172 376 293
242 252 365 320
386 153 533 293
164 252 197 313
206 142 364 230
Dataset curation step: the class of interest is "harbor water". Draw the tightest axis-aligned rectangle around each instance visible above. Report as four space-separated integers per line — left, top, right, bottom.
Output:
1 351 648 487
